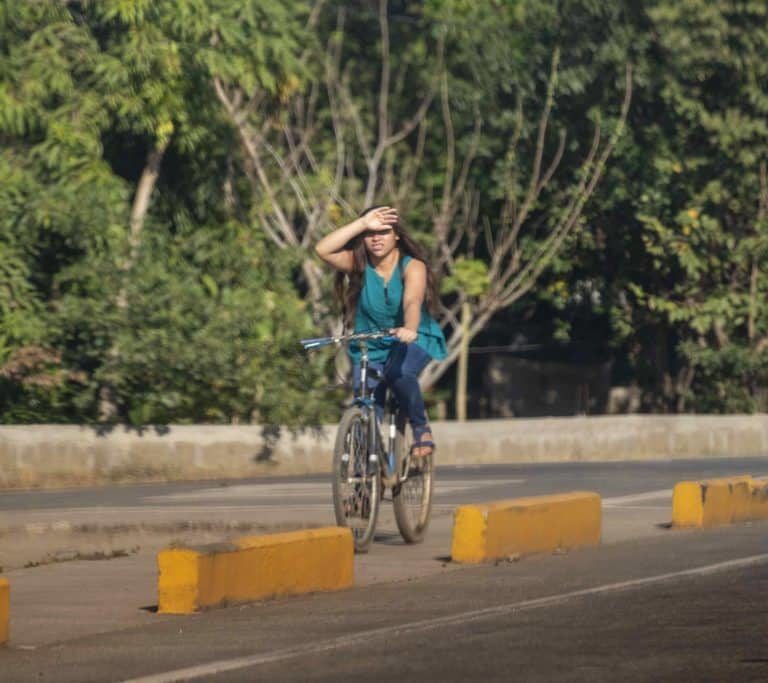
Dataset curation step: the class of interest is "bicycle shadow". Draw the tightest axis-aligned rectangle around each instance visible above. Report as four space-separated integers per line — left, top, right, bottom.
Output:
372 531 406 545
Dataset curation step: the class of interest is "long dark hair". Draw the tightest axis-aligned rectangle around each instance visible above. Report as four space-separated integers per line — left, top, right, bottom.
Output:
334 207 440 328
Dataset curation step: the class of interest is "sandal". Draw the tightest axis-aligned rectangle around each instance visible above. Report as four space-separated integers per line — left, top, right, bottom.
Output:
411 427 436 459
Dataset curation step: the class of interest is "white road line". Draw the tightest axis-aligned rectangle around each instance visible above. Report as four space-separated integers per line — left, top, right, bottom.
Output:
144 483 328 502
8 504 456 519
604 505 671 511
143 478 525 503
9 505 333 515
122 553 768 683
601 473 768 508
602 489 671 507
436 478 526 494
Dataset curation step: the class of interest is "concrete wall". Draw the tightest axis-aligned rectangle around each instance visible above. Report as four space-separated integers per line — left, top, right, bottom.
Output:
1 415 767 489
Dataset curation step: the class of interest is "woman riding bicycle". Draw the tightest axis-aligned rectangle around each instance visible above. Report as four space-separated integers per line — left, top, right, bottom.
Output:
315 206 446 458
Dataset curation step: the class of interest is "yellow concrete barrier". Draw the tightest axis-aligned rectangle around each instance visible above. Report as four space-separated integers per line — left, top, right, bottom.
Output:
451 492 601 564
0 578 9 645
672 475 768 528
158 527 354 614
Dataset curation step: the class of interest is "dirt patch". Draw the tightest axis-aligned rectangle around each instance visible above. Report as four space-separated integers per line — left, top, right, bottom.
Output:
1 520 322 572
24 547 139 568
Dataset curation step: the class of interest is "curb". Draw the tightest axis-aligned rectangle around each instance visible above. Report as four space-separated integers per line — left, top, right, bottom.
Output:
451 492 602 563
672 475 768 527
0 578 8 645
157 526 353 614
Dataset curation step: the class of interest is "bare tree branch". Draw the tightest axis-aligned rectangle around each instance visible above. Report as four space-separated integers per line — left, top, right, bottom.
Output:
213 76 299 247
421 63 634 389
501 66 633 305
377 0 391 147
493 48 561 267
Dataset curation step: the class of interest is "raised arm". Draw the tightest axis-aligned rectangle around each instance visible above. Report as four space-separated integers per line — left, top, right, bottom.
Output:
315 206 399 272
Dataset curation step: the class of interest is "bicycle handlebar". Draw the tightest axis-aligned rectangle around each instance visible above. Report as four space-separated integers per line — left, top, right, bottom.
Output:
300 331 398 351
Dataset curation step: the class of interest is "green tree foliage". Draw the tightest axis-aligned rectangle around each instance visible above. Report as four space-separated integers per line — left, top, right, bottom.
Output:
1 0 767 421
0 1 330 425
514 1 768 413
607 1 768 411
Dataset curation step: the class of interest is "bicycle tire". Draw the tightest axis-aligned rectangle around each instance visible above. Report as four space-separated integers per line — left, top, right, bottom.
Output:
392 412 434 543
332 406 381 553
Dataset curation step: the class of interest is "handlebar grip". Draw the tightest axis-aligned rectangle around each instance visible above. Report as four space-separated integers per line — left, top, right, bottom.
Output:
300 337 329 345
300 338 334 350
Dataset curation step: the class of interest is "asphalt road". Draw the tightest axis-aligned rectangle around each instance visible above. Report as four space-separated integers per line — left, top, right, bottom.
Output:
3 457 766 510
1 457 767 682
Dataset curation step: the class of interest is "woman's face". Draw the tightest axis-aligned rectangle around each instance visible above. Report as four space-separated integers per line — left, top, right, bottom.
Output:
363 227 398 259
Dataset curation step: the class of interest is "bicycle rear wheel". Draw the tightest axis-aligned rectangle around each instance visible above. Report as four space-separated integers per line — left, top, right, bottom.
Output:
392 413 433 543
332 407 381 553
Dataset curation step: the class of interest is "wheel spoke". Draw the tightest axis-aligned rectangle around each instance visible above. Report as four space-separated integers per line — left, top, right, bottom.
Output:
333 408 380 551
393 418 433 543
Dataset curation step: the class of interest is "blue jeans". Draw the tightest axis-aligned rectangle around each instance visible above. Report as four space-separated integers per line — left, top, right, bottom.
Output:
352 342 432 439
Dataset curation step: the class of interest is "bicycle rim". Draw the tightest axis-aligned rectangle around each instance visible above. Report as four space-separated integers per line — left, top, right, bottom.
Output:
392 414 433 543
332 407 381 553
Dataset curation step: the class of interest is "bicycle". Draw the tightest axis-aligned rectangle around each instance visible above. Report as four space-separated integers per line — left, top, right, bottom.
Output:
300 331 434 553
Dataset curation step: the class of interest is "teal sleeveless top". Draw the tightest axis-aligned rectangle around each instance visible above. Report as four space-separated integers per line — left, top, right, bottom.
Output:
350 255 447 364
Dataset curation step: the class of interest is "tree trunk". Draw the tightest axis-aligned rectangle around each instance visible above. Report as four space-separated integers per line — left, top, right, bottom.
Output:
116 139 170 310
455 301 471 421
100 139 169 422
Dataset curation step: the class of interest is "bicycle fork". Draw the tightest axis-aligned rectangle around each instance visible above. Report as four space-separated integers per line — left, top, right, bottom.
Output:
355 389 409 486
367 407 380 473
380 398 412 485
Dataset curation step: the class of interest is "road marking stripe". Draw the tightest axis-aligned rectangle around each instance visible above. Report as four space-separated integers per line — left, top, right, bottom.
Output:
602 489 671 506
143 479 526 509
604 505 671 511
602 474 768 508
122 552 768 683
143 478 525 503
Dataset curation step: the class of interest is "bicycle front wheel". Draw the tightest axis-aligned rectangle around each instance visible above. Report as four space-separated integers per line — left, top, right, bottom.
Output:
392 413 434 543
332 407 381 553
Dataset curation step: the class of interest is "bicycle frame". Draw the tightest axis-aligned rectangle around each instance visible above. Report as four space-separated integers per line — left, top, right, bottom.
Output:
302 329 432 549
300 331 401 481
354 339 398 479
